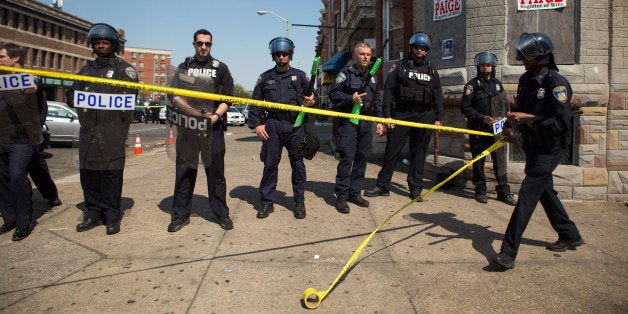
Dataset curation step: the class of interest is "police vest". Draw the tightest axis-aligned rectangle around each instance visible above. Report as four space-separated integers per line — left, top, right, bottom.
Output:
177 57 222 111
397 60 434 108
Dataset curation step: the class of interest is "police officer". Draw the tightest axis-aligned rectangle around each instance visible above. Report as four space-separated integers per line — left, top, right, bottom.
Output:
492 33 583 270
0 42 43 240
365 32 443 200
167 29 234 232
460 52 516 205
248 37 316 219
66 23 138 235
329 42 381 214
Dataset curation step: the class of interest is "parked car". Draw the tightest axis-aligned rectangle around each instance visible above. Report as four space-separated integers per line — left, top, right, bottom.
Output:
134 106 147 123
226 106 245 126
158 107 167 124
45 101 80 145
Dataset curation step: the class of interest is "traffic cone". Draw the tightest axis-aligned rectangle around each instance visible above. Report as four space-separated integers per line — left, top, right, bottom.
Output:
133 134 143 155
167 128 174 145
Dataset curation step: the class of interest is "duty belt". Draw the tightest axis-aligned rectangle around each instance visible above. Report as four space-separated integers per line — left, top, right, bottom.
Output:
268 111 297 122
394 105 432 113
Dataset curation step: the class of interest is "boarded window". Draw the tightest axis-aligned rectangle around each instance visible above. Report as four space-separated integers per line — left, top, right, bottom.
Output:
507 2 577 65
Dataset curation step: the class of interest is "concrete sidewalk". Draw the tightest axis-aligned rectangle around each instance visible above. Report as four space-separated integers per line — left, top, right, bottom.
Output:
0 123 626 313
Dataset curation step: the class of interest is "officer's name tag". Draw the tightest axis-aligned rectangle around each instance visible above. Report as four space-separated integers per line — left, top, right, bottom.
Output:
493 117 506 134
74 91 136 110
0 73 34 90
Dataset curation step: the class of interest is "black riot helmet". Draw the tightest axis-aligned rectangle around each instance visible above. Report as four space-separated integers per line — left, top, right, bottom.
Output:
474 52 497 77
269 37 295 61
515 32 558 71
87 23 123 53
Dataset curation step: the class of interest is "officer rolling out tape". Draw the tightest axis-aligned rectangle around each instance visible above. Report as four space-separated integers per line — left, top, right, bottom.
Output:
0 65 493 138
302 137 507 309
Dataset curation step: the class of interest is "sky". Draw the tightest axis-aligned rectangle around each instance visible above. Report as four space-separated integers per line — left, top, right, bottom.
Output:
58 0 324 91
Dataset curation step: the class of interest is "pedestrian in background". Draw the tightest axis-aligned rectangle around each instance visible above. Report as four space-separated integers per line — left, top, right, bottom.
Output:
167 28 234 232
365 32 444 200
460 52 516 205
329 42 381 214
66 23 137 235
248 37 317 219
492 32 584 270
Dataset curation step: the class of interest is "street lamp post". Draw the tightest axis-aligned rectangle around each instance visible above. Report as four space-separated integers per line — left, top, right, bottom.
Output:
257 10 290 38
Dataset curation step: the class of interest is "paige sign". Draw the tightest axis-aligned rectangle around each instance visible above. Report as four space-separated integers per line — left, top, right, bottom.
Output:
433 0 462 21
518 0 566 10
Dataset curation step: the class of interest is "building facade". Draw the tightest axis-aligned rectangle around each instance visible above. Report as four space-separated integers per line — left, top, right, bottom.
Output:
121 47 172 102
318 0 627 202
0 0 93 101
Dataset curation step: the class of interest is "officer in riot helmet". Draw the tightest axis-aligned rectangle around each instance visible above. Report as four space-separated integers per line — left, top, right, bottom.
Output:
248 36 317 220
167 29 235 232
365 31 444 200
461 52 516 205
492 32 583 270
66 23 138 235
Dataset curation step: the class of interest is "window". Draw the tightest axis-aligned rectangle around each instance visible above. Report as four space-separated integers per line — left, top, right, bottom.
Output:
132 52 136 58
138 71 144 77
161 55 165 60
33 18 39 34
74 30 79 44
57 25 63 40
0 8 8 26
131 62 136 67
153 54 158 59
41 51 47 68
12 11 19 28
139 62 144 67
139 53 144 58
31 49 39 66
42 21 47 36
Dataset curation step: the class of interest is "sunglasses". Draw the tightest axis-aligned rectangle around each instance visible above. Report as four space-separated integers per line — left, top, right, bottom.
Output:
195 41 212 47
273 51 290 57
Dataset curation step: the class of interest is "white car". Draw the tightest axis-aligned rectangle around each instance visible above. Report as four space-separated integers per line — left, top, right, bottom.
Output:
45 101 80 144
226 107 245 126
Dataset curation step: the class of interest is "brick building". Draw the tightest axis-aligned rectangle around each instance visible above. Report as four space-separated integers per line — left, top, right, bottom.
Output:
121 47 172 101
318 0 627 202
0 0 93 101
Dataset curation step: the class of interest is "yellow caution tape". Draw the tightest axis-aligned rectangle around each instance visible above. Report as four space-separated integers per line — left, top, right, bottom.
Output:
302 138 507 309
0 66 493 137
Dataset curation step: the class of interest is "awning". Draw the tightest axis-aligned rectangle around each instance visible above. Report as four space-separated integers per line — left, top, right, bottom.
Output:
321 51 350 72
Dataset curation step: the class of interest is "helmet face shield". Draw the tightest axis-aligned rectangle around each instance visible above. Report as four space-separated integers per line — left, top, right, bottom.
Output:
515 32 554 61
269 37 294 55
87 23 122 53
474 52 497 66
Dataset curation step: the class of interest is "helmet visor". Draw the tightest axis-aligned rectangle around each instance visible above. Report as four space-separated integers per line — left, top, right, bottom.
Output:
516 34 544 61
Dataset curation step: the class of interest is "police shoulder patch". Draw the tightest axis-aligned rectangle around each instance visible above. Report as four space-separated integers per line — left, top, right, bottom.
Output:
212 60 220 68
125 67 137 80
464 84 474 95
336 72 347 83
389 64 396 73
552 86 568 104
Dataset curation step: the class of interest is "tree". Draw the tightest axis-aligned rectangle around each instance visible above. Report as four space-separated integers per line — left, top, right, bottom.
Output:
233 83 252 99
